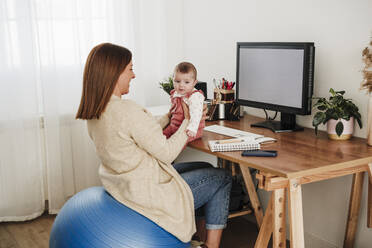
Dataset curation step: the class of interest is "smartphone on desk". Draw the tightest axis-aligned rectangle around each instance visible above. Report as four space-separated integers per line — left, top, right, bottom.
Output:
241 150 277 157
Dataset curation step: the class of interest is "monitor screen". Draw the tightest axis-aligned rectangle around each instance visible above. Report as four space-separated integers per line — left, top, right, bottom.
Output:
239 48 304 108
236 42 314 115
236 42 315 132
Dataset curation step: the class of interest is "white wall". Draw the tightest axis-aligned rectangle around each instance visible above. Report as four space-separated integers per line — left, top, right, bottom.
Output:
173 0 372 247
134 0 185 106
182 0 371 138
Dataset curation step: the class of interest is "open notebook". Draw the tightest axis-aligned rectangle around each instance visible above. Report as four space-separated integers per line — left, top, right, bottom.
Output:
204 125 263 139
208 138 260 152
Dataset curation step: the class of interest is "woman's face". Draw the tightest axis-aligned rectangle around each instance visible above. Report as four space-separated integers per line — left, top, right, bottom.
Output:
115 60 135 95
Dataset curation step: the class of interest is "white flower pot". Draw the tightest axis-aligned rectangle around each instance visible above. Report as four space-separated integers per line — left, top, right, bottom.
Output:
326 117 354 140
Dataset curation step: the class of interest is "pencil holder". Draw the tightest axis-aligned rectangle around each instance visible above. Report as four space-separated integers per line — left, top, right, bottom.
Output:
214 88 235 104
206 101 240 121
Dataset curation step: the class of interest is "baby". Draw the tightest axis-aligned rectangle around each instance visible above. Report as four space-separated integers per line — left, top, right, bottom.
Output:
163 62 205 142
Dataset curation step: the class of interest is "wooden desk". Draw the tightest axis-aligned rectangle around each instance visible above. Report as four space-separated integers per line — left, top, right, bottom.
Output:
188 115 372 248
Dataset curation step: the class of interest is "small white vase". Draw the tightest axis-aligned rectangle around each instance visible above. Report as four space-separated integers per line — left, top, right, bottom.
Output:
327 117 354 140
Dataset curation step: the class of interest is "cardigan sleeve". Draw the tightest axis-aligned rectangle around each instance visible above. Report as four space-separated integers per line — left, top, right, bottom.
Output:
125 103 188 165
155 113 170 129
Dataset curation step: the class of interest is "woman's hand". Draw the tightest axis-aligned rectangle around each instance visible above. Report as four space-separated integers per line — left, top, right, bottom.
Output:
181 101 190 120
186 130 196 137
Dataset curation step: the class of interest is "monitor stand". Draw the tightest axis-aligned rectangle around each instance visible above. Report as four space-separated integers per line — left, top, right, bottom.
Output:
251 112 304 133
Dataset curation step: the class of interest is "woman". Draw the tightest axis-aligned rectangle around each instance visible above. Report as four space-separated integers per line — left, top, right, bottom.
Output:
76 43 232 248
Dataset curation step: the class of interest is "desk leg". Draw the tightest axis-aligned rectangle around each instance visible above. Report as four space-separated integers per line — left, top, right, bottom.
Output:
240 165 264 228
367 164 372 228
344 172 364 248
254 193 273 248
273 188 286 248
220 158 228 169
288 179 305 248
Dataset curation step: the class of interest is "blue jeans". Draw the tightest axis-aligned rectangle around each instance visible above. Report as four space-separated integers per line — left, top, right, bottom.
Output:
174 162 232 230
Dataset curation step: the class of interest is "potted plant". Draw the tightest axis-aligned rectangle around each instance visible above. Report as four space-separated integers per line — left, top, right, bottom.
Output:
312 88 362 140
159 76 174 95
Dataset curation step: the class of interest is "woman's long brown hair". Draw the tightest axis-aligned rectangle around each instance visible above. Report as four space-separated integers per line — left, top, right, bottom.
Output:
76 43 132 120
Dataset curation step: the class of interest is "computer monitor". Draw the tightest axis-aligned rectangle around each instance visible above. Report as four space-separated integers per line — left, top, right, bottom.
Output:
236 42 315 132
195 81 208 99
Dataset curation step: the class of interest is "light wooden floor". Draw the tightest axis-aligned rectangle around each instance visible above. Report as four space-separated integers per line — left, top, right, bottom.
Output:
0 214 53 248
0 213 260 248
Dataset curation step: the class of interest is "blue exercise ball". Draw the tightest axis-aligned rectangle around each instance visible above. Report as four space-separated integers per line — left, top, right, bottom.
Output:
50 186 190 248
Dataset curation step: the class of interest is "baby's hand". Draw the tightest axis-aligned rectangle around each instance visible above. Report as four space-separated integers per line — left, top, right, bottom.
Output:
186 130 196 137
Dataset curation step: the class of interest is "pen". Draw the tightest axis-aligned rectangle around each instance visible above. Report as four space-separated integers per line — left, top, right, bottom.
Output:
216 138 245 144
213 78 218 89
233 106 239 116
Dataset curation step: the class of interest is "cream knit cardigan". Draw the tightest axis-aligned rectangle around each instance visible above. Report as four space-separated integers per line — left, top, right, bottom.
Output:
87 95 196 242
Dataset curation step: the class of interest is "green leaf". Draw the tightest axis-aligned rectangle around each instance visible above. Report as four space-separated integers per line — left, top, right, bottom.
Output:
324 115 332 124
329 88 336 95
317 105 327 111
354 111 361 120
313 98 326 106
335 121 344 137
356 116 363 129
335 90 345 95
313 112 326 127
333 95 343 105
325 109 339 120
159 76 174 95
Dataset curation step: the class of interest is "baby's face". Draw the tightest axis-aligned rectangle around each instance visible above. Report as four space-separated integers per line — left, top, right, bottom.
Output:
173 72 197 95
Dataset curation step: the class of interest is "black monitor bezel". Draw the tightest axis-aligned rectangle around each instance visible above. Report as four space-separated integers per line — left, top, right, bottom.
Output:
236 42 315 115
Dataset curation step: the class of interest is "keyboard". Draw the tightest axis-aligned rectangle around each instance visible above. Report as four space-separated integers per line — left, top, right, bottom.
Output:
204 125 263 139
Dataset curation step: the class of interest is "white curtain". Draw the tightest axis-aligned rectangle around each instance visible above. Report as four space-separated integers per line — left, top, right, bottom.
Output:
36 0 136 214
0 0 175 220
0 0 45 221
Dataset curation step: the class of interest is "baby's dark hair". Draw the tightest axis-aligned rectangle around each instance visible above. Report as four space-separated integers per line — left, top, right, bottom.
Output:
174 62 197 80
